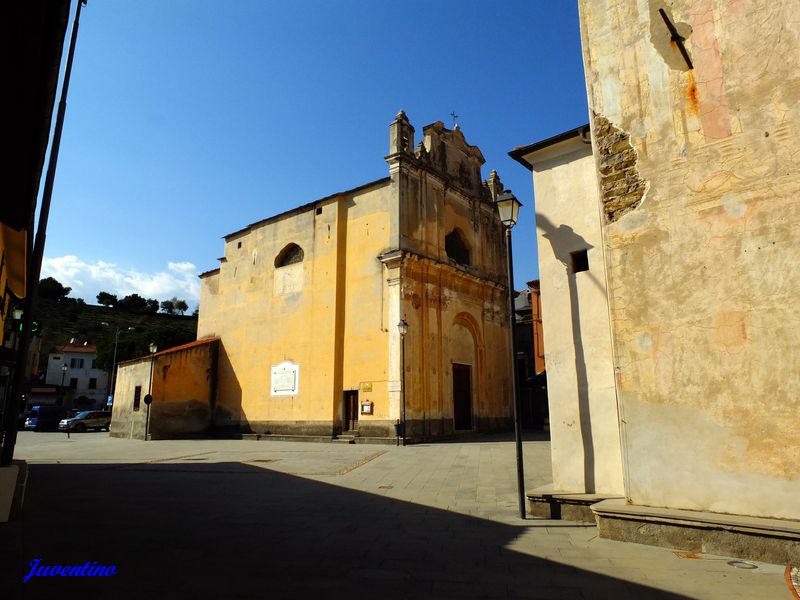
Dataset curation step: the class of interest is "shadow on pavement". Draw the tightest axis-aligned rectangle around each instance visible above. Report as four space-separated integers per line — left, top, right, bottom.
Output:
1 462 688 599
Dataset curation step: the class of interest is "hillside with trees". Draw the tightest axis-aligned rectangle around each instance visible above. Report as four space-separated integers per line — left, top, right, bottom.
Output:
30 278 198 376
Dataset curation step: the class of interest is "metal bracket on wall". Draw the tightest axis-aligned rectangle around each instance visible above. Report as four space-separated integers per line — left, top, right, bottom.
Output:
659 8 694 69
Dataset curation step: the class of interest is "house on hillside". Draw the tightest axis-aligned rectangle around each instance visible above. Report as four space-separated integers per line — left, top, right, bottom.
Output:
45 343 108 409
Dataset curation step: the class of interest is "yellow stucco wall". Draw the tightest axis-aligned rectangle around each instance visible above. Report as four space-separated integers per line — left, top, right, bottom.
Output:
150 341 218 437
0 224 27 348
110 340 218 440
109 359 152 440
579 0 800 519
401 257 511 437
399 185 512 437
198 183 395 436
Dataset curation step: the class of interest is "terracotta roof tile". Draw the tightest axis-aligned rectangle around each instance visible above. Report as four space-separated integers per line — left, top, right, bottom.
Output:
54 344 97 353
118 337 219 365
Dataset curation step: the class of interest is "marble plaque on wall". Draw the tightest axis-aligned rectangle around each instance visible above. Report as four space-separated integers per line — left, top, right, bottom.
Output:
271 361 300 396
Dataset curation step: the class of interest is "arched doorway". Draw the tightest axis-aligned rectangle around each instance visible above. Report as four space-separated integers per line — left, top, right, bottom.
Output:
450 314 482 431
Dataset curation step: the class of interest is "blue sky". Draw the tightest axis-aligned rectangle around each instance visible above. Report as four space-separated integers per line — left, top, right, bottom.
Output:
41 0 589 309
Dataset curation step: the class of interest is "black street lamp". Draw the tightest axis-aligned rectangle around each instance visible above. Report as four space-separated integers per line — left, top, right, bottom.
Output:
398 319 409 446
101 323 135 411
59 363 69 406
495 189 526 519
144 343 157 441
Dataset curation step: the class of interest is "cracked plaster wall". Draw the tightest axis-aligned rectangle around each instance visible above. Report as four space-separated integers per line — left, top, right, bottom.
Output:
579 0 800 520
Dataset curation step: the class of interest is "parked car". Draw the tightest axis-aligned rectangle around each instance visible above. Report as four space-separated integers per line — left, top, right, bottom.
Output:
58 410 111 432
17 411 32 430
25 406 67 431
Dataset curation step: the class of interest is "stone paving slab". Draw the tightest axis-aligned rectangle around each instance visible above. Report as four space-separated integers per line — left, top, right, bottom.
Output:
0 432 793 599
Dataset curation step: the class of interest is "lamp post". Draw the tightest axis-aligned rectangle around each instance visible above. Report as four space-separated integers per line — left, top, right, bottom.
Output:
102 323 135 411
495 189 526 519
144 343 157 441
397 319 409 446
59 363 69 406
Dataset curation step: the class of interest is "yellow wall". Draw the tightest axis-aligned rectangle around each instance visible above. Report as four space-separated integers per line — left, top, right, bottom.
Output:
150 341 218 437
0 224 26 348
579 0 800 519
397 170 512 437
401 257 511 438
110 340 218 439
109 359 152 440
199 183 395 436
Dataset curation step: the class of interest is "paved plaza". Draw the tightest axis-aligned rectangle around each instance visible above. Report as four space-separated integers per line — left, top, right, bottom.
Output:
1 432 792 599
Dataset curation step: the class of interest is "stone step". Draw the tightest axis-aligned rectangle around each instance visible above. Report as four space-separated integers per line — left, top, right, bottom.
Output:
527 487 624 522
591 498 800 566
335 430 361 443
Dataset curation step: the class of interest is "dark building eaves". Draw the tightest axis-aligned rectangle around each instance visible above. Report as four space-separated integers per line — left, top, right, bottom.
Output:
508 124 591 171
6 1 71 231
223 177 391 241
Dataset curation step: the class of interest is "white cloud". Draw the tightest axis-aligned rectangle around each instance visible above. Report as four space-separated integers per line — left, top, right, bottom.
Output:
41 255 200 307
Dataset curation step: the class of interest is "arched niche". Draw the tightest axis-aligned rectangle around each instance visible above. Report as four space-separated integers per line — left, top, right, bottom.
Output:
274 243 304 268
449 312 485 430
445 228 471 266
273 243 305 295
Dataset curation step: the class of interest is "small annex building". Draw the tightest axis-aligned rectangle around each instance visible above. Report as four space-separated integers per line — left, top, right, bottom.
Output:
195 113 514 441
110 338 219 440
510 126 624 498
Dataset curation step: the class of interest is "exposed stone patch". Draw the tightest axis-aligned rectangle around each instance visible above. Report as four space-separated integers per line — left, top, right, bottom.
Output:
593 114 649 223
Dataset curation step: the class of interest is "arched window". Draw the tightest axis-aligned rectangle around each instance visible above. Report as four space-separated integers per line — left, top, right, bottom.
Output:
274 243 304 268
445 229 470 266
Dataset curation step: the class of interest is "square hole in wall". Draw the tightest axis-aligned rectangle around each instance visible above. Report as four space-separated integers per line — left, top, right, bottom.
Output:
570 249 589 273
315 207 323 215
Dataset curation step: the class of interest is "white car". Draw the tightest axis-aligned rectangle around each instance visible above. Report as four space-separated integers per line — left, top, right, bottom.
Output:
58 411 111 432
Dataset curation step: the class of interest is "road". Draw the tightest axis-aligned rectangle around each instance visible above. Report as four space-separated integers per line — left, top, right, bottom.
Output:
1 431 790 599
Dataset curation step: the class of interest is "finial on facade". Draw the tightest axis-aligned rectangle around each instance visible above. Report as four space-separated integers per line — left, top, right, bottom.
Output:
450 111 459 128
388 110 415 159
485 169 504 201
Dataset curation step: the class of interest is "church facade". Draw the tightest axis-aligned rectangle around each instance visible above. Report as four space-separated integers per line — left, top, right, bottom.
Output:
197 113 513 440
